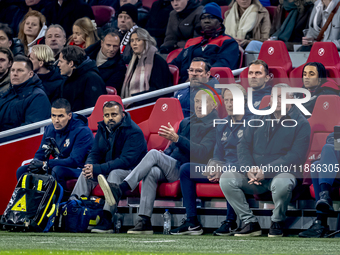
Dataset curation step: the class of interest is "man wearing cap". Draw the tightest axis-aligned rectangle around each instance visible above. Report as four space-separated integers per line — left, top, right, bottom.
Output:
171 2 239 84
71 100 147 233
116 3 139 64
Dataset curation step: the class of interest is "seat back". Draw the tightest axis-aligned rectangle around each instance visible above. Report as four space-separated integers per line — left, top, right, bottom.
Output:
143 0 157 9
220 5 230 18
91 5 115 27
210 67 235 85
259 95 271 109
166 48 183 63
238 46 244 68
138 98 184 151
214 95 228 118
258 41 292 73
169 64 179 85
87 95 124 132
265 6 277 24
106 86 117 95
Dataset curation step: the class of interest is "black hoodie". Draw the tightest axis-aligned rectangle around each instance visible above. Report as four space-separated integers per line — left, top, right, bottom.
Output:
60 58 106 112
38 66 66 103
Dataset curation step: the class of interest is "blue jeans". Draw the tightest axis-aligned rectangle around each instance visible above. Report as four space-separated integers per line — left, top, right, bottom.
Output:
180 163 237 222
245 41 263 53
17 165 82 190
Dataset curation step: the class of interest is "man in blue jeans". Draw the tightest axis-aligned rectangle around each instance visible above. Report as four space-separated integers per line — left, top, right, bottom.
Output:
170 84 253 235
16 98 94 191
299 132 340 238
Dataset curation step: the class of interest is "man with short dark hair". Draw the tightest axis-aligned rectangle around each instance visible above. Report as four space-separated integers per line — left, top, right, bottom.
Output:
174 57 221 117
71 100 147 233
0 23 24 56
247 59 272 109
0 47 13 95
16 98 94 190
45 25 67 58
86 28 126 95
0 56 50 135
171 3 239 83
58 46 106 111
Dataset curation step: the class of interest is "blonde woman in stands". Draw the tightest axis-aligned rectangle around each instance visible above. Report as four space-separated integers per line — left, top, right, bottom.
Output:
121 28 173 106
224 0 271 49
18 10 47 55
68 17 99 49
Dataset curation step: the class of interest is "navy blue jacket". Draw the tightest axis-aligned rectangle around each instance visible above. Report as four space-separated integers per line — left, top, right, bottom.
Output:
34 113 94 169
214 109 253 166
252 85 272 109
38 66 66 103
85 41 127 95
87 112 147 177
164 109 218 167
174 77 221 118
171 26 239 83
238 105 311 179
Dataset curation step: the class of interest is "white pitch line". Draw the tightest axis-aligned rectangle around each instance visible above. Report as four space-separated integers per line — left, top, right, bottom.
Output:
131 240 176 243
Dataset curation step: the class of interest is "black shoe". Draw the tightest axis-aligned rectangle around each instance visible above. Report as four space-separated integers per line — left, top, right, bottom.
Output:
234 222 262 237
98 174 122 207
170 220 203 235
316 191 334 213
91 216 113 234
213 220 238 236
268 221 285 237
127 218 153 234
298 220 329 238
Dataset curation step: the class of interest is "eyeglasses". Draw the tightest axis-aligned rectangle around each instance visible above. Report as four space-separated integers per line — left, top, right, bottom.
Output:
187 68 205 74
200 14 217 21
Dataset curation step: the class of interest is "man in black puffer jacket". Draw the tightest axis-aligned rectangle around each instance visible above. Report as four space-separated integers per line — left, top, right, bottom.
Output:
57 46 106 112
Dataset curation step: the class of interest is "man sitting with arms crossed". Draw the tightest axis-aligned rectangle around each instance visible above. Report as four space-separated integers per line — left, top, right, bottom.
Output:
97 90 219 234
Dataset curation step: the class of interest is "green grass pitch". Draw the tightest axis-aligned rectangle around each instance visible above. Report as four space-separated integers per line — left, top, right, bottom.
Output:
1 232 340 254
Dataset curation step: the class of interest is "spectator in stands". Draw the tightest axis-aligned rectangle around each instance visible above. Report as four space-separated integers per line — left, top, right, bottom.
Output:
219 83 311 237
86 28 127 95
29 45 66 102
299 132 339 238
295 62 340 116
117 4 139 64
170 84 253 236
16 98 94 191
171 3 239 83
45 25 67 59
43 0 95 38
247 59 272 109
57 46 106 112
0 47 13 96
223 0 271 49
299 0 340 51
175 57 221 117
159 0 203 53
0 23 25 56
145 0 173 48
68 18 100 49
121 28 173 104
96 89 218 234
18 10 47 55
120 0 150 28
0 55 50 132
71 100 147 233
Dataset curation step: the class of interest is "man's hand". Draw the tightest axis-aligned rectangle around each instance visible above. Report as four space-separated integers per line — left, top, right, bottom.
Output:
247 167 264 185
158 122 179 143
28 159 46 173
208 171 223 183
302 37 314 46
253 170 265 185
82 164 93 179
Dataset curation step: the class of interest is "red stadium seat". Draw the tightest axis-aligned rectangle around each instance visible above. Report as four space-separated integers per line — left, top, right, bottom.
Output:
138 98 184 151
106 86 117 95
92 5 115 27
265 6 277 24
215 95 228 118
143 0 157 10
290 42 340 88
166 48 183 64
238 46 244 68
220 5 230 18
87 95 124 132
139 180 182 198
259 95 270 109
169 64 179 85
196 183 225 198
210 67 235 85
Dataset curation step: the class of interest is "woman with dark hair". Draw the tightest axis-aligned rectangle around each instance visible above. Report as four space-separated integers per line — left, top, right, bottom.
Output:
298 62 339 115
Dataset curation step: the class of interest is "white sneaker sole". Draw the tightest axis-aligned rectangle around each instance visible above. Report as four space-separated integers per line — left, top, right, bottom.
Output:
234 230 262 237
268 233 283 237
170 229 203 235
98 174 116 206
91 229 114 234
127 230 154 234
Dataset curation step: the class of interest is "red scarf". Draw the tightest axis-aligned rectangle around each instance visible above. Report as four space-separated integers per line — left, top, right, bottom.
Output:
69 40 86 49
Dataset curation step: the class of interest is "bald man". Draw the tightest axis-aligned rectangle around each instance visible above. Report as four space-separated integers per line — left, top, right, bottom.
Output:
97 90 219 234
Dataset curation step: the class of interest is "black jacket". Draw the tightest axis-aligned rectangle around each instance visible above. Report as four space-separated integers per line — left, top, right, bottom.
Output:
164 109 218 167
238 105 311 179
0 74 51 132
44 0 94 37
38 66 66 103
86 112 147 177
85 41 127 95
60 58 106 112
11 38 25 56
135 1 150 28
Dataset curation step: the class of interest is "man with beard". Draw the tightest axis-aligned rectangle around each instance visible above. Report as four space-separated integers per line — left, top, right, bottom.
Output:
171 2 239 84
0 47 13 96
71 100 147 233
174 57 221 117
